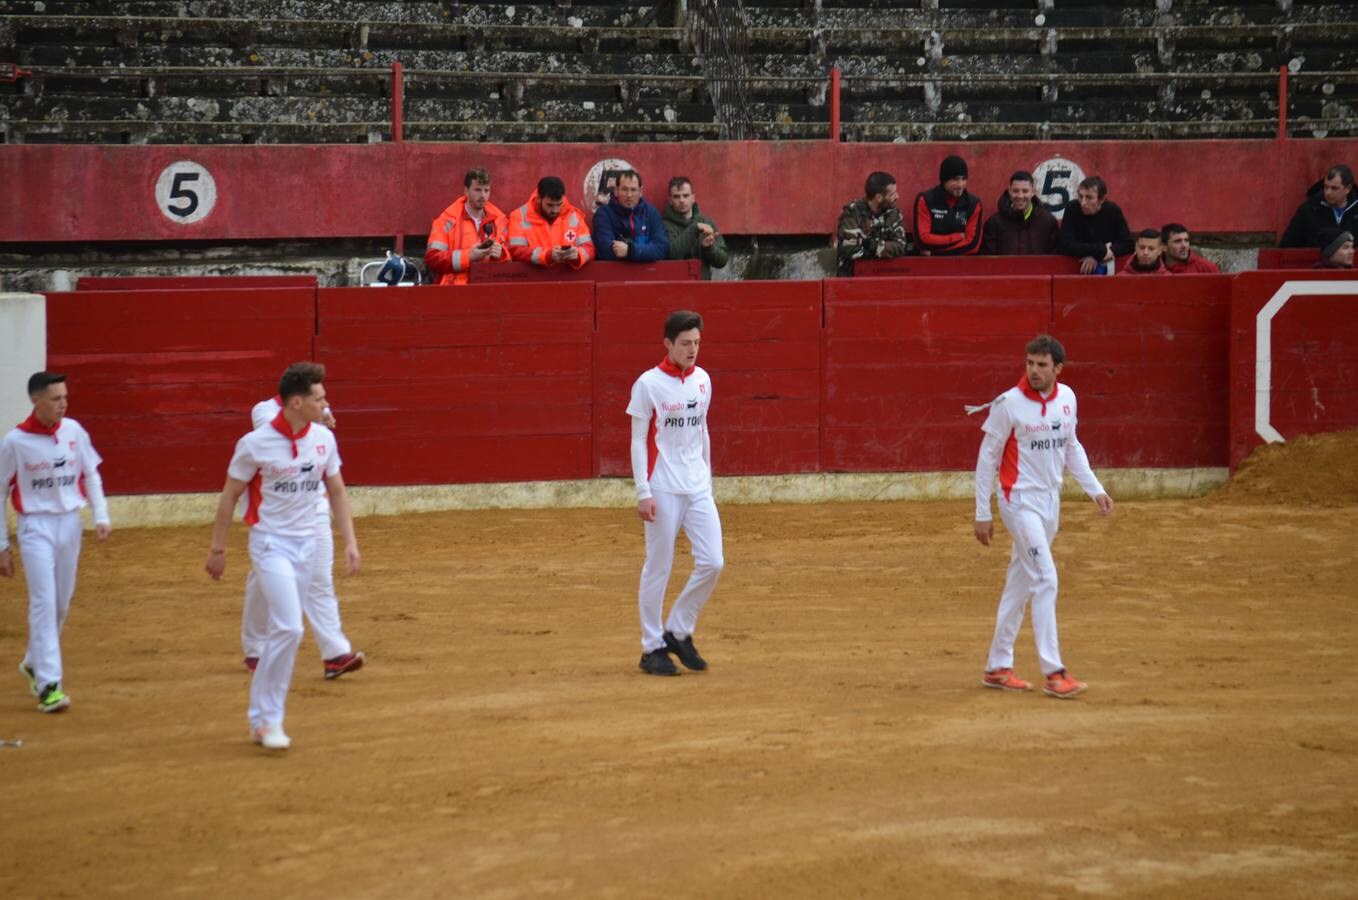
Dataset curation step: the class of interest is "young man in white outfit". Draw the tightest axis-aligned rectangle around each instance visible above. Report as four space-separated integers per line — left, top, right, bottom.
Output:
240 394 364 680
0 372 112 713
973 335 1114 699
204 363 360 750
627 309 725 676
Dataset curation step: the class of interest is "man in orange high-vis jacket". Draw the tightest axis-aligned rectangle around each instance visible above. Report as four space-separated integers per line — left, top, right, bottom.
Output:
425 167 509 285
506 176 595 269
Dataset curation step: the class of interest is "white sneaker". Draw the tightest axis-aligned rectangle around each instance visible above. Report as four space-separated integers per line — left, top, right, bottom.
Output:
251 723 291 750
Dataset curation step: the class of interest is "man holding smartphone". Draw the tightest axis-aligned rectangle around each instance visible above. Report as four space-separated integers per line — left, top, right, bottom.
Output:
507 176 595 269
426 167 509 286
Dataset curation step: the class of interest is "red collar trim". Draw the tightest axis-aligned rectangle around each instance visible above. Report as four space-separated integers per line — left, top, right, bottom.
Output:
17 414 61 442
270 412 311 458
1017 376 1058 416
273 394 283 406
658 356 694 382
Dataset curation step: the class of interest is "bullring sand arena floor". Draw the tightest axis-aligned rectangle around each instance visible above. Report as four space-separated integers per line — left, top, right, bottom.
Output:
3 433 1356 899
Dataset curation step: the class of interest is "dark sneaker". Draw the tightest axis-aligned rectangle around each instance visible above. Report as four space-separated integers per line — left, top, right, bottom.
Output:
19 661 38 697
243 657 259 673
663 631 708 671
37 683 71 714
638 649 679 676
323 651 365 680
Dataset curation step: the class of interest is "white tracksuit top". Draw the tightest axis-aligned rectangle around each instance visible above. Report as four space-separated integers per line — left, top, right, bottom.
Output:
0 416 109 550
627 357 713 497
975 379 1104 521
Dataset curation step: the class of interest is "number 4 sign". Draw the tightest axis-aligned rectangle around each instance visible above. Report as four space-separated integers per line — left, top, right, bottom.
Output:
155 161 217 225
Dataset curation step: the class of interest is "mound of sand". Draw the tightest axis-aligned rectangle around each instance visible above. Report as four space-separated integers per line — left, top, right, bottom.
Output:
1211 429 1358 507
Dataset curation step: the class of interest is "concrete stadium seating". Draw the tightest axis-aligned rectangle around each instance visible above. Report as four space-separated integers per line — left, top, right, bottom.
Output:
2 1 1355 143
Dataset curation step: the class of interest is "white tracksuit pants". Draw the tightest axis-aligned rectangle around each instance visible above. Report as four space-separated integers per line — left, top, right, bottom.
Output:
986 487 1067 677
241 510 350 661
19 510 83 689
639 490 724 653
247 529 313 730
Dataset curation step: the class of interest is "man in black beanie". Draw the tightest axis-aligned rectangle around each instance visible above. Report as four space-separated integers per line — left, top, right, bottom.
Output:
913 154 983 256
1314 228 1354 269
1057 175 1134 274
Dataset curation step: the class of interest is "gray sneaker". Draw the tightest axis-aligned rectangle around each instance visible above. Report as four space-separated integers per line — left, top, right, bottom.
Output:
638 649 679 676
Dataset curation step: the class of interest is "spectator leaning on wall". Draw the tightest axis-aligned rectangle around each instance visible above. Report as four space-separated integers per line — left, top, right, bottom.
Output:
1280 164 1358 248
1058 175 1134 275
913 155 983 256
425 167 509 286
592 170 669 263
662 176 729 280
836 171 910 276
1160 223 1221 274
507 176 595 269
982 170 1060 255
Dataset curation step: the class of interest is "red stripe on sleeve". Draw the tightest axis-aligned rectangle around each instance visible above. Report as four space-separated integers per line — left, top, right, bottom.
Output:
8 474 21 513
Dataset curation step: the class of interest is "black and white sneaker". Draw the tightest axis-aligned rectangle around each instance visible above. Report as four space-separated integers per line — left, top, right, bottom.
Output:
664 631 708 671
638 648 679 676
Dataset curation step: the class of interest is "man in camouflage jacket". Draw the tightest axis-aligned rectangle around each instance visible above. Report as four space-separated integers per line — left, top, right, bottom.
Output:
836 171 911 275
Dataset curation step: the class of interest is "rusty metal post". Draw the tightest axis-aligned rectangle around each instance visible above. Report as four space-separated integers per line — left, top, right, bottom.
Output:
1277 64 1288 142
830 66 841 142
391 61 405 144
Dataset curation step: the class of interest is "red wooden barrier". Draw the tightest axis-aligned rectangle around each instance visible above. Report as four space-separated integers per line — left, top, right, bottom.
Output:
77 275 319 291
1050 275 1232 468
821 276 1055 472
469 259 701 284
593 281 823 479
6 139 1356 245
1227 271 1358 469
1255 248 1327 270
313 284 595 485
45 287 317 493
855 256 1082 277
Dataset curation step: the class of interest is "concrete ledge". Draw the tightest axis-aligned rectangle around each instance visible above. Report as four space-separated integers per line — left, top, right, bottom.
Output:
18 468 1229 531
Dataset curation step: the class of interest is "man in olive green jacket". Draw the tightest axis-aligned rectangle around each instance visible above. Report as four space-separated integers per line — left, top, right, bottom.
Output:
662 176 730 279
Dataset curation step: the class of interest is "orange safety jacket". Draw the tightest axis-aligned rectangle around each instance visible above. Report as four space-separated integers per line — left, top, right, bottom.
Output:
425 197 509 285
506 191 595 268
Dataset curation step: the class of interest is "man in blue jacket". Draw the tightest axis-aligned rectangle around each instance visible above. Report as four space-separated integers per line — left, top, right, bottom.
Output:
593 170 670 262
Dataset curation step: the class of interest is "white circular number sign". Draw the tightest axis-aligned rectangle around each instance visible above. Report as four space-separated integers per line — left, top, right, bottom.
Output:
155 161 217 225
582 157 635 216
1031 157 1086 220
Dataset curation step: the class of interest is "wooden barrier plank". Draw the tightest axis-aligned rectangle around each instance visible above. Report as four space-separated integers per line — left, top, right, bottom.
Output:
46 287 316 493
1051 275 1231 468
821 276 1054 472
470 260 701 283
593 281 823 478
315 285 596 485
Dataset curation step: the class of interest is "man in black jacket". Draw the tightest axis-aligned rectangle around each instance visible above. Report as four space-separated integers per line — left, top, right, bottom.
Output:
982 170 1060 255
913 155 983 256
1057 176 1133 274
1280 165 1358 248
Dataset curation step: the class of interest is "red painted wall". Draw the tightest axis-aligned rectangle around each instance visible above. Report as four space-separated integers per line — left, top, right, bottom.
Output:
313 283 596 485
1050 275 1232 468
1228 271 1358 469
44 287 315 493
6 139 1356 245
593 281 823 479
40 272 1356 494
822 276 1054 471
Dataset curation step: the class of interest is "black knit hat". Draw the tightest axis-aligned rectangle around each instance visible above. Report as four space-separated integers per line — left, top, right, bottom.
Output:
1320 227 1353 261
939 155 968 183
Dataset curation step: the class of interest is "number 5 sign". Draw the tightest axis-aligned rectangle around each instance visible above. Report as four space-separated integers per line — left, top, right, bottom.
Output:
1031 157 1086 221
155 161 217 225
